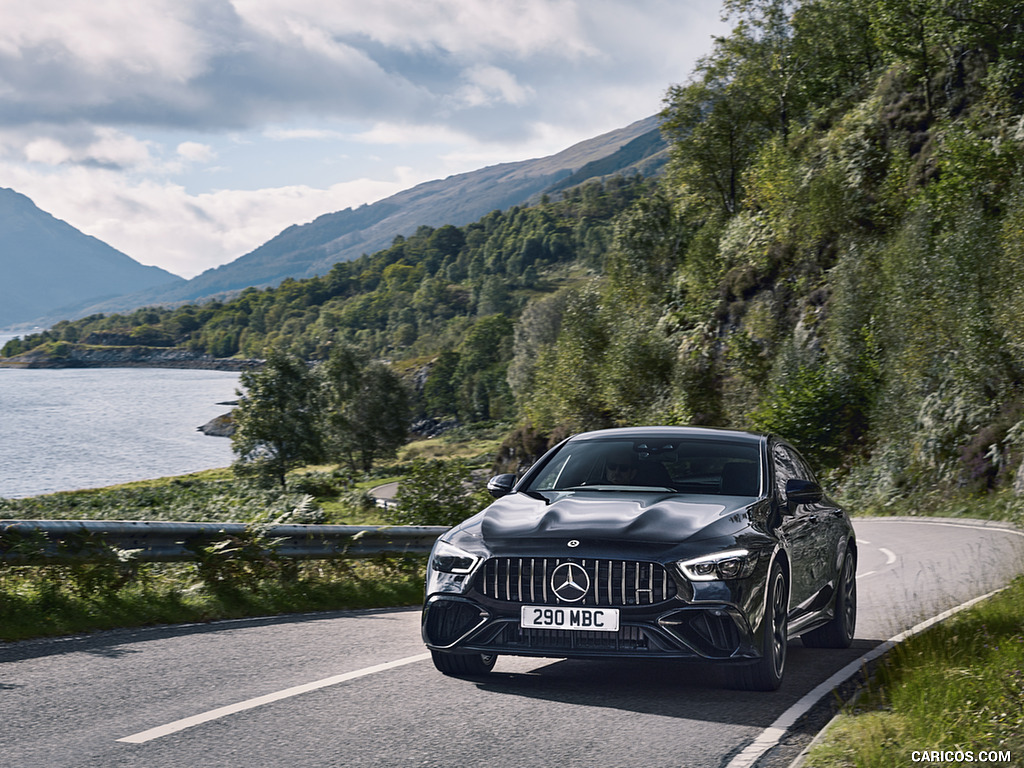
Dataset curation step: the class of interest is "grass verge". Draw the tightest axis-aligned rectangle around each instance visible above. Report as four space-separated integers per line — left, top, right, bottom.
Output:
0 430 507 643
0 557 426 642
803 574 1024 767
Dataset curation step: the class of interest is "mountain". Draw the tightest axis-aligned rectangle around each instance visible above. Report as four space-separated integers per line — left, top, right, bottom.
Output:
0 188 184 329
84 115 666 312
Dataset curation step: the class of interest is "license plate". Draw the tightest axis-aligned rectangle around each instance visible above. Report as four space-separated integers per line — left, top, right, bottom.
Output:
520 605 620 632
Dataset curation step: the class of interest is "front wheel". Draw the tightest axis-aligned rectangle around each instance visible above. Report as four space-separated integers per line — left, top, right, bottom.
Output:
430 650 497 678
802 548 857 648
731 560 788 691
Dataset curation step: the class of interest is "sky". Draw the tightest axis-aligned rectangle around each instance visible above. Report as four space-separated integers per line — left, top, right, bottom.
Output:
0 1 729 279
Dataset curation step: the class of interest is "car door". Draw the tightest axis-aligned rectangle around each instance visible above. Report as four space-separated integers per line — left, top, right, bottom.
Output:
772 440 822 612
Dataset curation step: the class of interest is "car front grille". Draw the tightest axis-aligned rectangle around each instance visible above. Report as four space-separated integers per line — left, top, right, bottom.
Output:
477 557 677 606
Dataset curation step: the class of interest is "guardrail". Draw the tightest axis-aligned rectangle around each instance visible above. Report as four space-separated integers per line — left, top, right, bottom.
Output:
0 520 449 564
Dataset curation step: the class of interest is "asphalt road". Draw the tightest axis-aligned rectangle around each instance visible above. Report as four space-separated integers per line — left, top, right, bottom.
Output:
2 517 1022 768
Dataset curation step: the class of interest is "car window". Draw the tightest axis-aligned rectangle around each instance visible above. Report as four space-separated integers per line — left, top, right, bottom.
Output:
772 442 815 498
527 438 760 495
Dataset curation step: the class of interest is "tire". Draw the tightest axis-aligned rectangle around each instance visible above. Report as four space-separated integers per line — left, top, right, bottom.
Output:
731 560 788 691
430 650 497 678
802 548 857 649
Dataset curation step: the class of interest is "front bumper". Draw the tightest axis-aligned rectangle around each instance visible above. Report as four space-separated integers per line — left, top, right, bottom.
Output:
422 594 762 661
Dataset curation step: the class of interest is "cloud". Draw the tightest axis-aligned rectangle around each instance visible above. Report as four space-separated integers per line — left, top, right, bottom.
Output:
234 0 595 59
14 127 154 170
176 142 216 163
454 65 535 108
2 159 417 278
3 1 729 159
0 1 729 278
0 0 693 140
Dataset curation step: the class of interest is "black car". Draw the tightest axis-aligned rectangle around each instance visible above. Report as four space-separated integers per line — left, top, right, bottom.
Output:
421 426 857 690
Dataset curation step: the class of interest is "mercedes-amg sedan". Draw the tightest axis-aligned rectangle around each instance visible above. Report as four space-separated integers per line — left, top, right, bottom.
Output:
422 426 856 690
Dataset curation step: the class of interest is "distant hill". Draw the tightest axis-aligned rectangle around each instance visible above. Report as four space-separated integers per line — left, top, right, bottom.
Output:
80 115 666 313
0 188 183 329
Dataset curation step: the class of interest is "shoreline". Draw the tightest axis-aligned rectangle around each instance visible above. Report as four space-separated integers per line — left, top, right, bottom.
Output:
0 345 261 372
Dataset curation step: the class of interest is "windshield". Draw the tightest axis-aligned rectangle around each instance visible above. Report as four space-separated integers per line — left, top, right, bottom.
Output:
525 437 761 496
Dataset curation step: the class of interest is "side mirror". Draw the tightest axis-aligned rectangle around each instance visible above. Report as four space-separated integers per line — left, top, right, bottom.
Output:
784 478 823 508
486 474 517 498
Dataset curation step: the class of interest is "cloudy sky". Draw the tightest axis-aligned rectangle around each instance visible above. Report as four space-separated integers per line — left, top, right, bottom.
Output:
0 1 728 279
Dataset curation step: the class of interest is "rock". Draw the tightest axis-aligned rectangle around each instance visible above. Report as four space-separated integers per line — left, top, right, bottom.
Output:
198 412 235 437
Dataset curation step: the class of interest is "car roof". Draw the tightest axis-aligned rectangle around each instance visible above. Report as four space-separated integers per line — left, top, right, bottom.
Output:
566 426 767 446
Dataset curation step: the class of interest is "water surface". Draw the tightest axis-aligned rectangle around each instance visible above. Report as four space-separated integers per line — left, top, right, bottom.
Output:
0 367 240 498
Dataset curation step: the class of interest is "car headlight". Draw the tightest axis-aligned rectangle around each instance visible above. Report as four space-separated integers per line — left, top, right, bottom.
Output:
431 540 482 575
426 540 483 596
678 549 757 581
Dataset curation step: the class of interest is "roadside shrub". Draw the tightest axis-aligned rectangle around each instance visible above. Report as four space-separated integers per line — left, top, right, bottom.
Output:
287 469 354 498
385 459 490 527
748 363 867 470
0 477 323 524
187 526 297 596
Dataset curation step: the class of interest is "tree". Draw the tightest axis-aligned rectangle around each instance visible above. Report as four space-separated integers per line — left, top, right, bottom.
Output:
722 0 802 138
423 350 461 417
507 291 569 409
608 189 687 303
320 345 411 472
231 350 324 487
232 345 411 483
662 43 771 215
451 315 515 421
866 0 952 117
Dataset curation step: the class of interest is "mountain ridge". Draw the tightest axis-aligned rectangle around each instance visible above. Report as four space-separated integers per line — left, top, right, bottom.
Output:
0 188 183 329
61 115 666 317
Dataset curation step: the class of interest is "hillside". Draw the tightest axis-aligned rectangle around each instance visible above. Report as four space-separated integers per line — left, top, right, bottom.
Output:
7 2 1024 518
0 188 183 329
75 116 665 314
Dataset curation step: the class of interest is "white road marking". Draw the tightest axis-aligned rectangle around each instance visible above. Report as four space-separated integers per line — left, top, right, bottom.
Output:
725 586 1006 768
923 520 1024 537
879 547 897 565
117 652 431 744
725 517 1024 768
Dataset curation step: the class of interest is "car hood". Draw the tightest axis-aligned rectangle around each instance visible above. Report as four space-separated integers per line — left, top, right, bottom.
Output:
455 490 759 551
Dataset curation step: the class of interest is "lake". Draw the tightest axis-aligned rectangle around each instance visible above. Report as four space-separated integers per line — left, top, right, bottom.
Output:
0 366 241 498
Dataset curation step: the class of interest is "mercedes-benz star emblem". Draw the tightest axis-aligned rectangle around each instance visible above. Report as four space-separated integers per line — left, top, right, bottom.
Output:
551 562 590 603
567 539 580 548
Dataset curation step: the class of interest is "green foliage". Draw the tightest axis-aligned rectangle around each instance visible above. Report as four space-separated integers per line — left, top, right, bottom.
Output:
320 345 411 471
0 556 425 642
7 1 1024 511
186 526 297 596
748 363 869 470
385 459 491 527
805 574 1024 767
1 178 642 369
0 474 326 524
232 345 412 485
661 44 769 215
232 350 325 487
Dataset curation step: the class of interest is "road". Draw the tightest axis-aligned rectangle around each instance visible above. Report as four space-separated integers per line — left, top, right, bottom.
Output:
1 517 1022 768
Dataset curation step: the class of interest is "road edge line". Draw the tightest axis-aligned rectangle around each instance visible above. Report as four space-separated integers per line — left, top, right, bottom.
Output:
725 515 1024 768
725 587 1005 768
117 652 431 744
